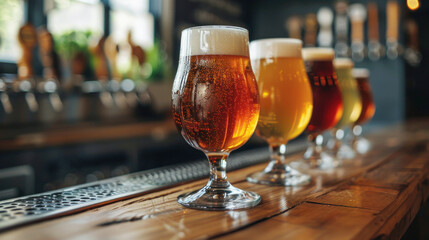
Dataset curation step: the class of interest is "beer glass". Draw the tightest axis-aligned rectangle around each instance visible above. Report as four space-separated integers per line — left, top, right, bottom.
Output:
172 26 261 210
247 39 313 186
300 48 343 169
328 58 362 159
351 68 375 154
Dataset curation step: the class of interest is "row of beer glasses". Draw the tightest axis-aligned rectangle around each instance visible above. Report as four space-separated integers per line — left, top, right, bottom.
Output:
172 26 375 210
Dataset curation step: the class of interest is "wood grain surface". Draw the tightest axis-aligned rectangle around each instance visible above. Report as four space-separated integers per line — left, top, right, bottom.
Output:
1 120 428 240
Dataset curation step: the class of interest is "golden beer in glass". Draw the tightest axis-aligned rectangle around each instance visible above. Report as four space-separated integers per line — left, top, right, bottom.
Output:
328 58 362 159
334 60 362 128
247 39 313 186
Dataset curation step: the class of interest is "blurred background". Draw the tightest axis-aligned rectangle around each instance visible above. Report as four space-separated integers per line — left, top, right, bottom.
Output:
0 0 427 200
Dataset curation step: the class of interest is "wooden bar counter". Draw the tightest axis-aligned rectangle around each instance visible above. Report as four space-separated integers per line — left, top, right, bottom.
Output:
0 120 428 239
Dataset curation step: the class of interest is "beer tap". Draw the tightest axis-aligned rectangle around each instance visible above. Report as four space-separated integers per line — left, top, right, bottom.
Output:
304 14 317 47
105 35 127 109
126 31 147 108
38 28 63 112
93 37 114 108
348 4 366 62
367 2 384 61
403 19 422 66
317 7 334 47
16 23 38 112
121 79 138 108
386 0 401 60
0 32 12 114
285 16 303 40
0 77 12 114
334 1 350 57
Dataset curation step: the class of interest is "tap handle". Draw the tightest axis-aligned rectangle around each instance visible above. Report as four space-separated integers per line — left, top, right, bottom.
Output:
0 93 12 114
25 92 38 112
317 7 334 47
349 4 367 62
17 23 37 81
367 2 385 60
334 1 350 57
386 0 401 59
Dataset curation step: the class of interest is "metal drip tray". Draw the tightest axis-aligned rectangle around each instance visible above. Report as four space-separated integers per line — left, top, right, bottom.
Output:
0 146 303 232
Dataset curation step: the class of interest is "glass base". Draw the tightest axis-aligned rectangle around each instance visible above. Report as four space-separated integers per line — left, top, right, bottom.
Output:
352 137 371 154
336 144 356 159
301 146 340 170
177 184 261 210
247 162 311 186
327 133 356 160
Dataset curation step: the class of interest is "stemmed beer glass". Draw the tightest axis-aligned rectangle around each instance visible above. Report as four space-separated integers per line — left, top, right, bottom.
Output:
351 68 375 154
247 39 313 186
172 26 261 210
299 48 344 169
328 58 362 159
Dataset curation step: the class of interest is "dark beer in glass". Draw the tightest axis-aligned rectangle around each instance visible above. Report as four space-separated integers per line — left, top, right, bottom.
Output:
300 48 343 169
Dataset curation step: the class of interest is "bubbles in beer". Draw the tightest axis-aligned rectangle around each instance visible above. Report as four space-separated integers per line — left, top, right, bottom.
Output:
172 55 259 154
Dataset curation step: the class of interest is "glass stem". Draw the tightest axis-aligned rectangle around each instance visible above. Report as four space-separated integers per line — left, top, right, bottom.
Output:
308 133 323 159
331 128 344 152
206 153 230 188
271 144 287 164
352 124 362 144
264 144 291 173
309 133 323 150
352 124 362 137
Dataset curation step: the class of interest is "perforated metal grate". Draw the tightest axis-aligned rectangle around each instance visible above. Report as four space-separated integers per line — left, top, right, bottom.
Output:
0 146 302 232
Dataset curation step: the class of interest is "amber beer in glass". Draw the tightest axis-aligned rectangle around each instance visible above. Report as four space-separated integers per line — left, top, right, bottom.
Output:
351 68 375 154
172 26 260 210
247 39 313 186
300 48 343 169
328 58 362 159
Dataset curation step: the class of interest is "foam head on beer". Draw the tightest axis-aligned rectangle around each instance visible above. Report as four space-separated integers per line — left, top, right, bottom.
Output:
302 48 335 61
352 68 370 78
180 26 250 57
333 58 354 68
249 38 303 60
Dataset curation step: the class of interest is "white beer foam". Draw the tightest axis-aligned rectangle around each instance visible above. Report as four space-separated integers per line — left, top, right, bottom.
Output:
333 58 354 68
352 68 370 78
180 26 249 57
302 48 335 61
249 38 302 59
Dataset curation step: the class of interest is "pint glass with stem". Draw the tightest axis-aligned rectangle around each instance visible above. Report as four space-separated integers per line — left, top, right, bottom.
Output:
351 68 375 154
172 26 261 210
247 39 313 186
299 48 344 169
328 58 362 160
